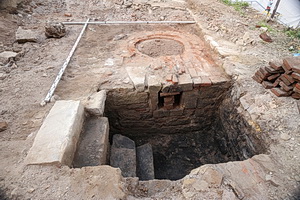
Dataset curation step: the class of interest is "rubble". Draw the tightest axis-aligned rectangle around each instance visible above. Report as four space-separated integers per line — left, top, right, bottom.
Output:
16 27 38 43
0 121 8 132
45 22 66 38
253 57 300 99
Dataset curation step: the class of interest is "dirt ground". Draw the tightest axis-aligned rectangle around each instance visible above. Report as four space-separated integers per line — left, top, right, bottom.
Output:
0 0 299 199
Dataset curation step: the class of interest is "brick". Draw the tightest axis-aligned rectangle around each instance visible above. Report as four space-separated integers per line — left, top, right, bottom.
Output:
273 78 281 87
279 81 293 92
73 117 109 167
265 65 284 74
178 74 193 91
291 92 300 100
166 74 173 82
279 75 293 86
164 96 174 103
160 92 180 97
164 104 174 110
199 76 212 86
169 108 184 116
262 81 274 89
293 85 300 94
270 88 291 97
182 90 198 109
252 75 263 84
25 100 85 166
291 72 300 82
153 109 170 118
282 74 295 83
0 122 8 132
269 61 283 71
283 57 300 73
187 68 198 78
295 83 300 90
260 67 271 77
267 73 280 81
172 75 178 84
85 90 106 116
256 70 267 80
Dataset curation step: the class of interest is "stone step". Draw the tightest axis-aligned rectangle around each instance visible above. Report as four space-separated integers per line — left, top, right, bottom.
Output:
73 117 110 167
136 143 155 180
25 100 84 166
110 134 136 177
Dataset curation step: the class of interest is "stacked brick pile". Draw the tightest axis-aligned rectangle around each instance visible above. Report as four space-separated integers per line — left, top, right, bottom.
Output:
253 57 300 100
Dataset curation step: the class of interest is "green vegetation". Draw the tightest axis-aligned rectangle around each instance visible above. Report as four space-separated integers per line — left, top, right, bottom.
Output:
284 28 300 39
257 21 274 32
221 0 249 14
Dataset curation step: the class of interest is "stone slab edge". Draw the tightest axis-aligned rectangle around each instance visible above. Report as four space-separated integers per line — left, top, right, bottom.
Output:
25 100 85 166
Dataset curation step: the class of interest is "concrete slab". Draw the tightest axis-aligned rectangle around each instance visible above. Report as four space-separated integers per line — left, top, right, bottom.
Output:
126 66 146 92
25 100 84 166
73 117 109 167
84 90 106 116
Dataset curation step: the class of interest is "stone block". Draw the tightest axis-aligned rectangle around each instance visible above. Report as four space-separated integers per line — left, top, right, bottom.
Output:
73 117 109 167
16 27 38 43
0 51 18 64
169 108 184 116
178 74 193 91
25 100 85 166
84 90 106 116
110 134 136 177
126 67 146 92
136 143 155 181
147 75 162 93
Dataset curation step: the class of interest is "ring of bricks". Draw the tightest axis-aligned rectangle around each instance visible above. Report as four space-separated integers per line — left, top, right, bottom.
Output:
253 57 300 100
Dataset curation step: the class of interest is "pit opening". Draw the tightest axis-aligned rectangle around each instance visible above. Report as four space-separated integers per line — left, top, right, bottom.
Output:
136 38 184 57
104 83 267 180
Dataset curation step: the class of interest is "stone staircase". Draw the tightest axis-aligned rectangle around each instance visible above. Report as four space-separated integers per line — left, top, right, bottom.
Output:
110 134 155 180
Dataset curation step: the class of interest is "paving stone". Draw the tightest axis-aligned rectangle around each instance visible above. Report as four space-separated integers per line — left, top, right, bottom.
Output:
270 88 291 97
25 100 85 166
0 122 8 132
73 117 109 167
178 74 193 91
110 134 136 177
16 27 38 43
136 143 155 181
209 75 229 85
126 67 146 92
85 90 106 116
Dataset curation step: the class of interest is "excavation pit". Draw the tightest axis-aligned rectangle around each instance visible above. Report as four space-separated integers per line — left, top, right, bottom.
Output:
105 85 267 180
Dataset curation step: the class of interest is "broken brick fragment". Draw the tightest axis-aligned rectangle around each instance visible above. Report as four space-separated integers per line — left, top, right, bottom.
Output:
259 32 273 43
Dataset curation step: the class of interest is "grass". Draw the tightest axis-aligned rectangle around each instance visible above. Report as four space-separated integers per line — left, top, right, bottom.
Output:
257 21 274 32
221 0 249 14
284 28 300 39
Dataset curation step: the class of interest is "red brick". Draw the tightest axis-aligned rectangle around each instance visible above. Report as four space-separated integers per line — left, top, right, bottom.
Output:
269 61 283 71
252 75 263 83
262 81 274 89
273 78 281 87
279 81 293 92
256 70 267 80
260 67 271 77
291 92 300 100
164 104 174 110
282 74 295 84
265 65 284 74
282 64 293 74
294 85 300 94
271 88 291 97
295 83 300 90
291 72 300 82
164 96 174 104
166 74 173 82
267 73 280 81
283 57 300 73
279 75 293 86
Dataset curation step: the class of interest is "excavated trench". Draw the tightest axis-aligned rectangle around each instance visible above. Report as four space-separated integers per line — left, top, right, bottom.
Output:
104 85 267 180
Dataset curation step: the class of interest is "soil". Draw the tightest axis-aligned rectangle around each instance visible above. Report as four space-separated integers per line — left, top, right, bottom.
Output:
0 0 299 199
